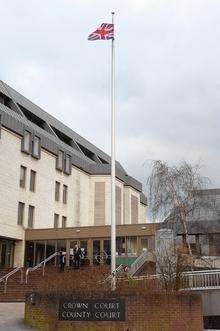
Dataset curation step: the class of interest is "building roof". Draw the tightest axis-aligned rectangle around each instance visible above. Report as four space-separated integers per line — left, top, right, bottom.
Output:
0 80 147 204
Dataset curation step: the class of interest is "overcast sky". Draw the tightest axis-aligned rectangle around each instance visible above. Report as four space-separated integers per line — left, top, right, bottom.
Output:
1 0 220 192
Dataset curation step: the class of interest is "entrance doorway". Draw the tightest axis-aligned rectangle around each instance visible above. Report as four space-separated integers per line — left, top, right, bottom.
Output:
0 239 14 268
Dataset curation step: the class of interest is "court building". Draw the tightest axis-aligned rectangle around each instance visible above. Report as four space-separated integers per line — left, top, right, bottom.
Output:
0 80 155 268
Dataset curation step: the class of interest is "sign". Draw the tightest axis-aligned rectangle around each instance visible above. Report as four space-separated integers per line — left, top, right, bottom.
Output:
59 298 125 321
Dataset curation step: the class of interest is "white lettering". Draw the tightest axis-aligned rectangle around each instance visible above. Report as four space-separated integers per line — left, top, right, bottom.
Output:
95 311 120 320
94 302 120 310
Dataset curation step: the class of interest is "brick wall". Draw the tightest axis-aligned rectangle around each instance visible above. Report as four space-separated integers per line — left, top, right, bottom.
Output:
25 292 203 331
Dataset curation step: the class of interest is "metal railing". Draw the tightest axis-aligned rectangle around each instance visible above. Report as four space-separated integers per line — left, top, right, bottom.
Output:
129 250 155 277
0 267 23 293
126 269 220 291
102 264 125 284
25 252 58 284
95 251 109 264
180 269 220 291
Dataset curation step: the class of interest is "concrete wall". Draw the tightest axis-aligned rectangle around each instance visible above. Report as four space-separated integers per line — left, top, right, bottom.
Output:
201 290 220 316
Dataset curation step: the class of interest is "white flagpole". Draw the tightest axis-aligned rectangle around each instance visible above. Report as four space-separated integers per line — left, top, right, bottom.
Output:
111 11 116 291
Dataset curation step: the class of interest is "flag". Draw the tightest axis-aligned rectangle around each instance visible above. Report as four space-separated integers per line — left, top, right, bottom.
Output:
88 23 114 41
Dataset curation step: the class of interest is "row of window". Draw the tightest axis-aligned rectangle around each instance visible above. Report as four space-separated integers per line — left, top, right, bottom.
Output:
21 131 41 159
54 214 67 228
21 133 72 176
55 181 68 204
20 165 68 203
17 202 34 228
20 166 36 192
18 203 67 229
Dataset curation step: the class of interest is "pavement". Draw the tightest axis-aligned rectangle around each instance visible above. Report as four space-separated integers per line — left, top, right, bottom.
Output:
0 303 35 331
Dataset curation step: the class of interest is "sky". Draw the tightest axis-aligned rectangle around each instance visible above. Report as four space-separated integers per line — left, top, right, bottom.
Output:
1 0 220 193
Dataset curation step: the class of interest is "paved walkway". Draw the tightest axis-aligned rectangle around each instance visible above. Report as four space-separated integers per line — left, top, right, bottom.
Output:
0 303 35 331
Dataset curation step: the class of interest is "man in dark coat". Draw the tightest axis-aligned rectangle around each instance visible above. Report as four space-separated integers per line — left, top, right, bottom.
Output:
59 251 65 272
73 244 82 269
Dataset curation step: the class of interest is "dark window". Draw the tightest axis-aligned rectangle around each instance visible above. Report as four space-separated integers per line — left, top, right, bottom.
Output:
54 214 59 228
21 131 32 154
0 93 5 105
56 150 64 171
30 170 36 192
77 143 95 161
62 216 67 228
63 185 68 204
51 126 73 146
99 157 108 164
17 202 25 225
64 154 71 175
209 234 220 255
32 136 41 159
28 205 35 228
55 181 60 201
19 105 46 129
20 165 27 188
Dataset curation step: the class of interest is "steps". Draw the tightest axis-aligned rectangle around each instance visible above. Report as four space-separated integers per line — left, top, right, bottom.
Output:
0 267 59 302
0 265 96 302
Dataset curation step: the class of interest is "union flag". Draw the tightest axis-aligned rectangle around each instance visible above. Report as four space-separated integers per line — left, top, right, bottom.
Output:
88 23 114 41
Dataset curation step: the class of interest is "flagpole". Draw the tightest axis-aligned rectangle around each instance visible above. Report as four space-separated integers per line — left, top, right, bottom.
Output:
111 11 116 291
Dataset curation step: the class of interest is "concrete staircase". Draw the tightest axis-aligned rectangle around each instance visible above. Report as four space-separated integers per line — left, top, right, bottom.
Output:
0 263 104 302
0 267 59 302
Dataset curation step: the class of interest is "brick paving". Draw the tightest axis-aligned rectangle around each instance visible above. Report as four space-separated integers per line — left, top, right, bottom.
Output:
0 303 35 331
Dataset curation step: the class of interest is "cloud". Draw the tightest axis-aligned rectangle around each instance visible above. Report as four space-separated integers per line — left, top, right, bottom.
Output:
1 0 220 199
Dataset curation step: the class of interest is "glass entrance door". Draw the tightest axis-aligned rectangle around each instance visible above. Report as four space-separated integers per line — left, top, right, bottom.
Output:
140 237 149 252
0 242 6 267
0 239 14 268
104 240 111 265
93 240 101 264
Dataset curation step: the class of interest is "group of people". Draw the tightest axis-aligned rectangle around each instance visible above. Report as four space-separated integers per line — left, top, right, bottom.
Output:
59 244 85 271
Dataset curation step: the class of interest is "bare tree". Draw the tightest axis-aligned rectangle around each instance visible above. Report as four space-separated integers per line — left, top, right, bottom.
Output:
155 245 189 292
148 160 211 258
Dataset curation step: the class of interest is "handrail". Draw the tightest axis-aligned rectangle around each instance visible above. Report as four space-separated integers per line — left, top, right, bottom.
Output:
95 251 109 264
0 267 23 293
122 269 220 291
182 268 220 275
26 252 58 284
180 269 220 291
129 250 154 277
102 264 125 284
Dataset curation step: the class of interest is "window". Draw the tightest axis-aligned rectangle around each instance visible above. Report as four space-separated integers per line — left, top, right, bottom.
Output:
62 216 67 228
55 181 60 201
17 202 25 225
32 136 41 159
28 205 35 228
54 214 59 228
21 131 31 154
30 170 36 192
63 185 68 204
56 150 64 171
64 154 71 175
20 165 27 188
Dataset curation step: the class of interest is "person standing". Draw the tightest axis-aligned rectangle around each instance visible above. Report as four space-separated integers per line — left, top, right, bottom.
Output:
73 244 82 269
59 251 65 272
